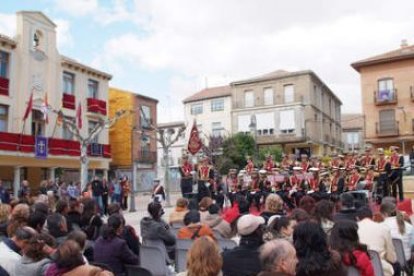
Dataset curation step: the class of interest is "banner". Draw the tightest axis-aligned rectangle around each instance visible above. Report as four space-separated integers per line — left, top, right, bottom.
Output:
35 136 48 159
187 121 203 155
90 143 103 156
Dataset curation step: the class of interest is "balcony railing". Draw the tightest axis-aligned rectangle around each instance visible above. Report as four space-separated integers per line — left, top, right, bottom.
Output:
138 150 157 163
87 98 107 115
376 120 399 137
0 76 9 96
374 89 397 105
62 93 76 109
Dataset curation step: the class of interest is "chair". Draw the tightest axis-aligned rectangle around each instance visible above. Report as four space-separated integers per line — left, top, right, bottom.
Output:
347 266 360 276
125 265 153 276
392 238 407 270
218 239 237 251
368 250 385 276
142 239 173 264
140 245 171 276
175 239 194 273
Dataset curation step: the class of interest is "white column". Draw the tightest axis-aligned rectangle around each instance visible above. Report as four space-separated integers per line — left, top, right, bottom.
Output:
13 166 21 199
103 169 108 180
48 167 56 181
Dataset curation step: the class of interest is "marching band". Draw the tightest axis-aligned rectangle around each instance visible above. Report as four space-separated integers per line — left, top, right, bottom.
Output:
179 146 406 209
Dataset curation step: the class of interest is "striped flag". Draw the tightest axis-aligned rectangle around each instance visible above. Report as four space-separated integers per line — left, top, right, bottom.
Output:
22 92 33 121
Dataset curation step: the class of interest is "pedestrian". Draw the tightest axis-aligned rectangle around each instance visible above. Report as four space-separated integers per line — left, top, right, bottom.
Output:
91 176 104 214
0 180 10 204
102 178 109 215
111 179 122 204
120 176 130 210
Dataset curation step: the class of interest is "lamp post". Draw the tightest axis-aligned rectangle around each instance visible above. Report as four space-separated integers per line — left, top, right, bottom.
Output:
129 126 137 213
249 114 258 159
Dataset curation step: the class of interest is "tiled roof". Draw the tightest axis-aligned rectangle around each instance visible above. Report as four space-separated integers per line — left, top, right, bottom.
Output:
341 113 364 130
61 55 112 80
231 69 309 84
183 85 231 103
351 44 414 71
0 34 16 47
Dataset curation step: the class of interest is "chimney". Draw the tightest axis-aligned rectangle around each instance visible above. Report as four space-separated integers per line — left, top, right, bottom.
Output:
401 39 408 48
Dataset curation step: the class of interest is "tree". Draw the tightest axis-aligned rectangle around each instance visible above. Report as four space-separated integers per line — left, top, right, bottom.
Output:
216 133 256 174
258 145 283 164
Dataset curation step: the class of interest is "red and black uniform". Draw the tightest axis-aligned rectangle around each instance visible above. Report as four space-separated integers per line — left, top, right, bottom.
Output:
197 164 214 201
347 171 360 191
390 152 404 200
245 160 254 175
179 161 193 198
376 157 391 199
264 160 275 172
301 161 310 173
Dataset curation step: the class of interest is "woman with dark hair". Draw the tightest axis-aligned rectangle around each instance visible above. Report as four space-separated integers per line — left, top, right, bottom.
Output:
45 240 113 276
263 216 296 242
93 214 139 275
293 221 346 276
329 220 374 276
298 196 316 216
314 200 335 234
80 198 102 241
289 208 310 223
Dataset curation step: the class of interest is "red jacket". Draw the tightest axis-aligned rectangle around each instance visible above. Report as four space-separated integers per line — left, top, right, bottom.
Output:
343 250 374 276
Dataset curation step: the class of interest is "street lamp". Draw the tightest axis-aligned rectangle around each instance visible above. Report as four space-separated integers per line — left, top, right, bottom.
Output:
129 126 137 213
249 114 258 159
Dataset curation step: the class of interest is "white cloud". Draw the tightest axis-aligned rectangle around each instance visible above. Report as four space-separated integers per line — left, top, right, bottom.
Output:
0 13 16 37
54 0 98 16
54 19 73 49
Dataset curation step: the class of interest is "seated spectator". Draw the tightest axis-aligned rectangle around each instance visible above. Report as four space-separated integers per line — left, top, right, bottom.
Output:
0 226 37 275
140 202 176 259
356 206 398 276
45 240 113 276
0 204 11 238
222 214 265 276
299 196 316 216
188 198 199 211
177 236 222 276
66 198 82 231
93 214 139 275
260 194 285 224
380 201 414 262
47 213 68 245
258 239 298 276
204 204 223 229
294 221 346 276
314 199 335 234
330 220 374 276
263 216 296 242
169 198 189 226
333 193 357 222
178 210 215 240
14 233 52 276
199 197 213 222
7 203 30 237
28 211 47 233
80 198 102 241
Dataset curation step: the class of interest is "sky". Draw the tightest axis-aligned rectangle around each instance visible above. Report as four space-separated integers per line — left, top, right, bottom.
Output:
1 0 414 123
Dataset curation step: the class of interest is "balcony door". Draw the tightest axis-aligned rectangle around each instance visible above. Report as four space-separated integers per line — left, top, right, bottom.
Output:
377 79 394 101
31 110 45 136
379 109 396 133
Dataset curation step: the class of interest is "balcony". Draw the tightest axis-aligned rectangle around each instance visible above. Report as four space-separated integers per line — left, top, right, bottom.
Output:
374 89 397 106
0 76 9 96
87 98 107 115
138 150 157 163
62 93 75 109
376 121 399 137
256 132 305 145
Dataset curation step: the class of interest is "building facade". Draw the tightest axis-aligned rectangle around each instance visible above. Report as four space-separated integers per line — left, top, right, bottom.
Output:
109 87 158 191
0 11 112 195
341 114 365 153
231 70 342 156
352 41 414 154
183 86 232 142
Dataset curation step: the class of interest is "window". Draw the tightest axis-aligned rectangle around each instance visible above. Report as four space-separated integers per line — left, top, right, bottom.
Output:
244 90 254 107
63 72 75 95
88 79 99 99
256 112 275 135
62 117 74 140
141 105 151 129
263 88 274 105
31 110 45 136
280 109 295 133
346 132 359 151
237 115 250 133
212 122 223 137
284 85 294 103
377 79 394 101
0 105 8 132
211 98 224 112
88 120 99 143
379 109 396 132
141 135 151 153
0 51 9 78
190 103 203 115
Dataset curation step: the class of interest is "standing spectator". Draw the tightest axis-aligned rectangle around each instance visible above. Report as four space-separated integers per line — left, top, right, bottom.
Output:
314 199 335 234
0 180 10 204
410 145 414 175
298 196 316 216
58 182 69 201
0 226 37 275
333 193 357 222
0 204 11 238
177 210 215 240
7 203 30 237
80 198 103 241
18 180 31 202
91 176 104 214
263 216 296 242
67 198 82 231
258 239 298 276
39 181 48 196
111 179 122 204
177 236 222 276
222 214 265 276
67 182 80 199
260 194 285 224
169 198 189 226
102 178 109 215
356 206 398 276
330 220 374 276
120 177 130 210
94 214 139 275
47 213 68 245
293 221 346 276
27 211 47 233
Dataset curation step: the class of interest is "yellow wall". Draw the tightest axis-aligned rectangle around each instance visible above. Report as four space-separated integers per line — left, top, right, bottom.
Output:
109 88 134 167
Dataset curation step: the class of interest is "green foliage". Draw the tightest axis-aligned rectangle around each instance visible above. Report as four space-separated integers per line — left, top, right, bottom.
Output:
258 145 283 163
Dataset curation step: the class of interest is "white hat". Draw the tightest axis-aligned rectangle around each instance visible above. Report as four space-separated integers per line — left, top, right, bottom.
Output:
237 214 265 236
293 166 302 171
259 169 267 174
309 167 320 172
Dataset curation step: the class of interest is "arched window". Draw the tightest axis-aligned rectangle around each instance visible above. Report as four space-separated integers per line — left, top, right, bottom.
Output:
33 30 42 49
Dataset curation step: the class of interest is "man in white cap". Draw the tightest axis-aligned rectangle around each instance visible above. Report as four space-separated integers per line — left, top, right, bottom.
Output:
222 214 265 276
376 148 391 202
389 146 404 201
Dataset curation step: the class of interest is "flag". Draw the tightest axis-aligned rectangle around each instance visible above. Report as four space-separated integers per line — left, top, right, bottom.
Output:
187 120 203 155
41 93 49 124
22 92 33 121
76 102 82 129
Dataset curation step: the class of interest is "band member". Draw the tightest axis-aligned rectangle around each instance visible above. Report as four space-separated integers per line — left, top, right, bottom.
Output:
264 154 275 172
389 146 404 201
280 154 291 171
247 170 260 208
226 169 239 205
245 156 255 175
361 167 375 191
290 167 305 206
308 168 320 191
376 148 391 201
197 156 214 201
330 168 345 194
330 153 341 168
300 154 310 172
344 152 356 170
179 154 193 198
347 167 361 191
310 156 322 170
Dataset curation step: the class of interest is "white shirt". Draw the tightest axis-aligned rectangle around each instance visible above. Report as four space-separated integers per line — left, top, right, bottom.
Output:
0 241 21 276
382 216 414 260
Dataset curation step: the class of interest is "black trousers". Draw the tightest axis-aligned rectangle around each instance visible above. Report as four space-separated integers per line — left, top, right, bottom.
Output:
197 180 212 201
378 173 389 200
390 170 404 201
180 178 193 198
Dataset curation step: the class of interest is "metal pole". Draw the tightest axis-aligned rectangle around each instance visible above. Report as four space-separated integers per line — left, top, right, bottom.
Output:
129 127 136 212
164 149 171 207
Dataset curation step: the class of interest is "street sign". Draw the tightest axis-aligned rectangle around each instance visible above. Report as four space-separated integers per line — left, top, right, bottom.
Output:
35 136 48 159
